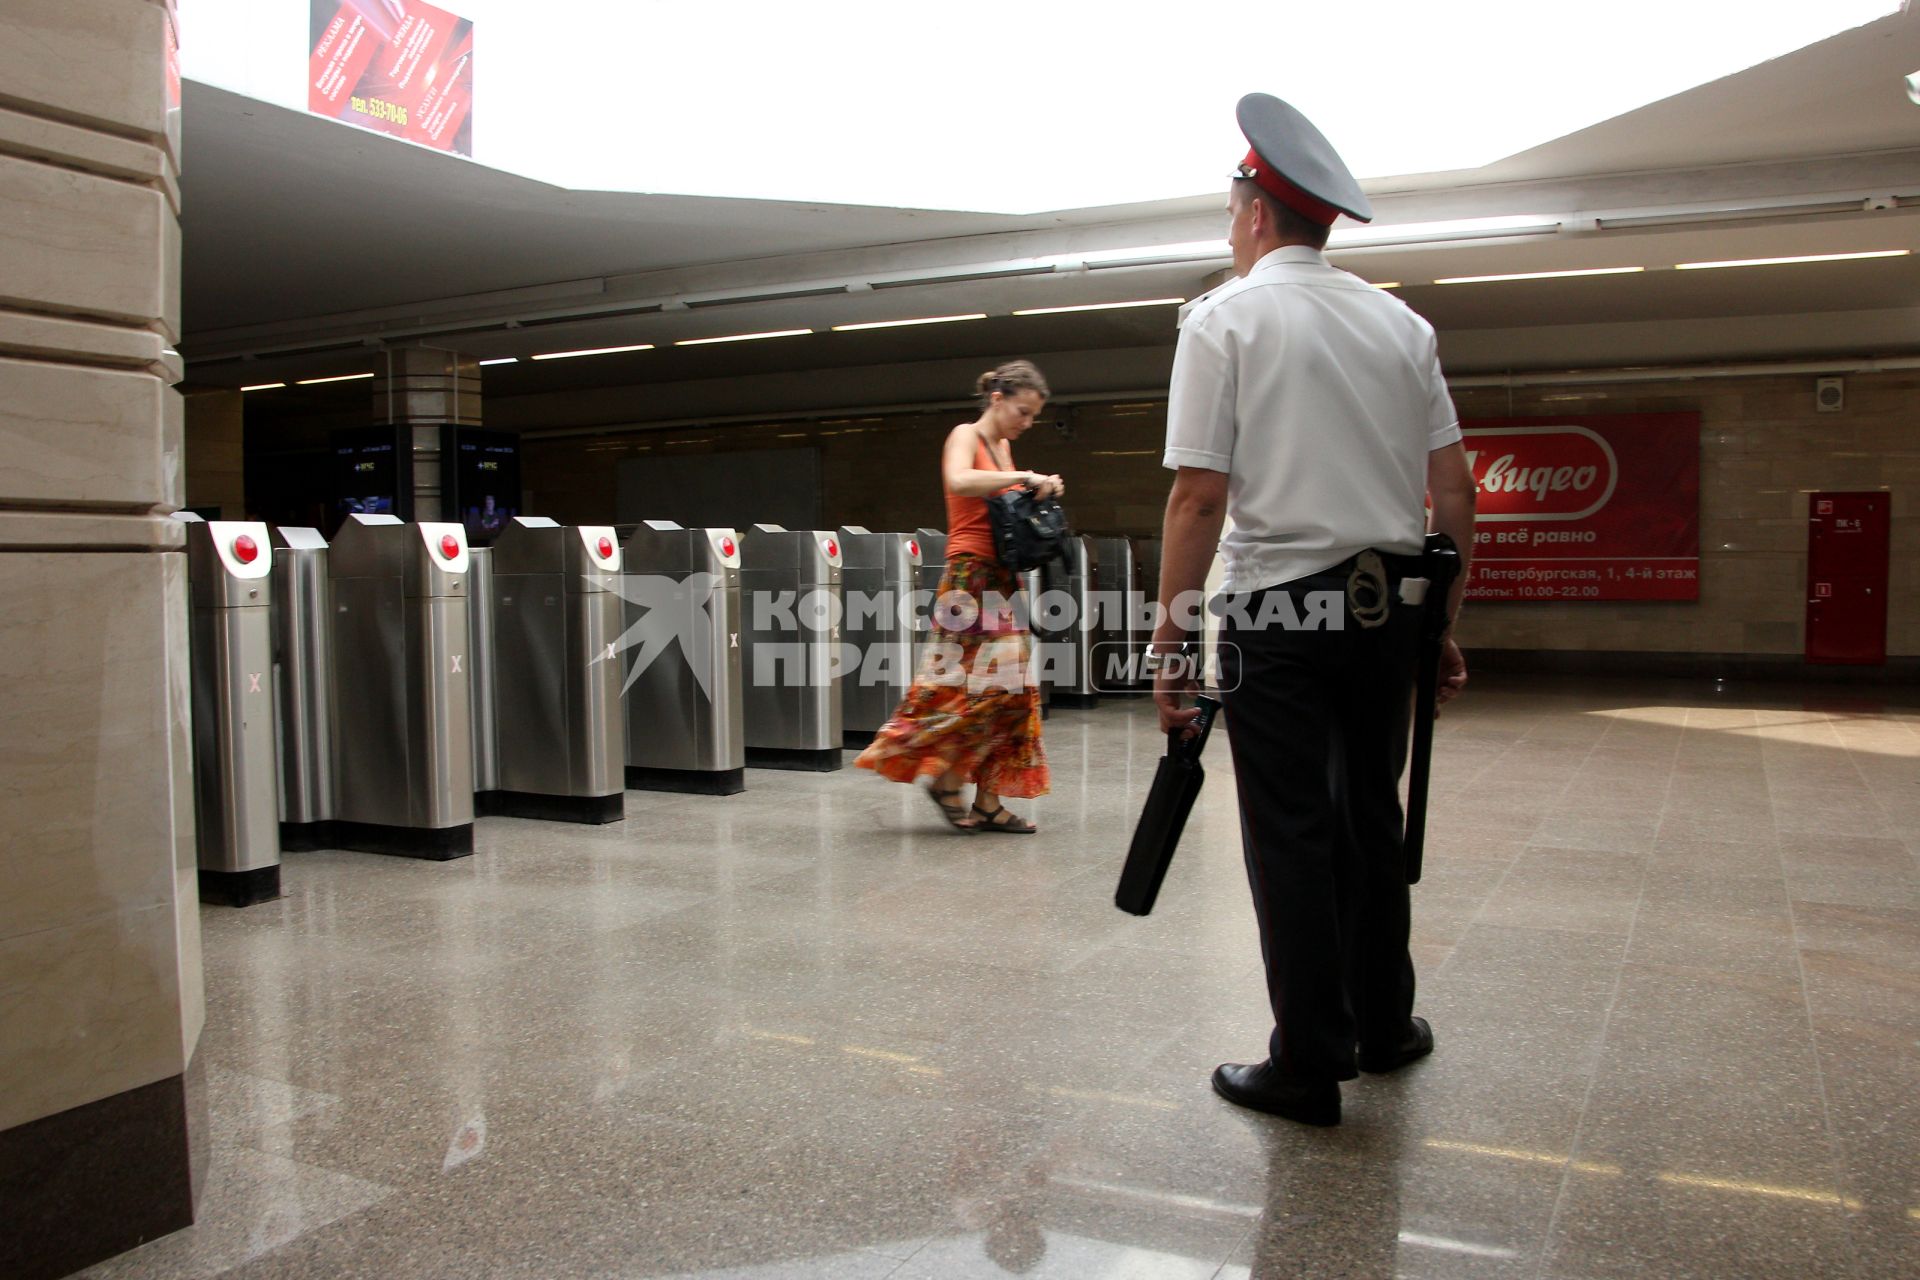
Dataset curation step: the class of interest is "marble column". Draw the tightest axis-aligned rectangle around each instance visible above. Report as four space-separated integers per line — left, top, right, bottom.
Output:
370 346 482 521
0 3 205 1278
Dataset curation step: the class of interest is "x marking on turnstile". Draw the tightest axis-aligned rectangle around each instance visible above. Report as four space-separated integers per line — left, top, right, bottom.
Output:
247 673 262 693
451 654 464 674
605 642 617 660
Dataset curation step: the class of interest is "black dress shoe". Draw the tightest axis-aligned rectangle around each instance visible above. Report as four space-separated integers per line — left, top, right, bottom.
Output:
1358 1016 1435 1074
1210 1060 1340 1126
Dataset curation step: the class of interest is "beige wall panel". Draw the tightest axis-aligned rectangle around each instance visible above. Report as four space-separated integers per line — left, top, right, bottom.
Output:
184 388 244 516
0 358 179 509
0 154 172 327
522 370 1919 657
0 553 192 943
0 0 171 141
0 902 188 1131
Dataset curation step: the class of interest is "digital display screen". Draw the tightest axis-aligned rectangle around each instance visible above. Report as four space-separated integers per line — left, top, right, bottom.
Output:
452 428 520 546
330 427 405 532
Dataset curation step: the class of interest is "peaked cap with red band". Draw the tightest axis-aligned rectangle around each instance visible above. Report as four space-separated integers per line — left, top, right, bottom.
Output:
1235 93 1373 226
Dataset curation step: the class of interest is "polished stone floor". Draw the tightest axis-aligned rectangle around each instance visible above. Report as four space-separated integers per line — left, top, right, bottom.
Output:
84 675 1918 1279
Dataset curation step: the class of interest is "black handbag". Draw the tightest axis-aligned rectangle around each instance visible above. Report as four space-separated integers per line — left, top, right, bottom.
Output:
985 485 1070 571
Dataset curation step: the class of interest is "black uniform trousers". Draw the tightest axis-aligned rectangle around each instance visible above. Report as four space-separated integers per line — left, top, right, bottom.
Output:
1217 570 1421 1082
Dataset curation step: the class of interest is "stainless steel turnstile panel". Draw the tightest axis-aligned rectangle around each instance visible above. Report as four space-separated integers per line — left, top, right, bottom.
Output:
913 528 946 670
1089 535 1145 690
620 521 745 779
328 515 474 845
1042 535 1101 703
739 524 843 756
468 546 499 793
179 516 281 905
836 526 920 736
486 518 625 807
270 527 333 829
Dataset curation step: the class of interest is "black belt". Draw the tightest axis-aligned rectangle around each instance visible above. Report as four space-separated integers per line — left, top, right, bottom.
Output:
1264 549 1427 592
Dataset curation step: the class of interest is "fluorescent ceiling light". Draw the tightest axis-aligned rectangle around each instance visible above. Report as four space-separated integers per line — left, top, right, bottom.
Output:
530 343 656 361
478 357 519 366
1435 267 1645 284
1065 241 1228 267
1371 282 1403 289
1329 215 1559 248
295 372 374 385
241 382 286 391
831 314 986 331
1675 249 1911 270
674 329 814 346
1014 298 1185 316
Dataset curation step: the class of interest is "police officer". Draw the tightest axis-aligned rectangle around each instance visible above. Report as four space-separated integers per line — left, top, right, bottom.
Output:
1151 94 1477 1126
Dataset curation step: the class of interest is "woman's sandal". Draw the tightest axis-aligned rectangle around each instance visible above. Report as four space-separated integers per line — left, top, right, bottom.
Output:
927 785 976 832
970 803 1036 835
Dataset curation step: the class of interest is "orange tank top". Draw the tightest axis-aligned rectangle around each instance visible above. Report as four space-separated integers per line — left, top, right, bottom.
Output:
945 431 1017 560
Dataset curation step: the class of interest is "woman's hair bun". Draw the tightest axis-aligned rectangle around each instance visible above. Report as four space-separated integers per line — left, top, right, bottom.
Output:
976 359 1050 402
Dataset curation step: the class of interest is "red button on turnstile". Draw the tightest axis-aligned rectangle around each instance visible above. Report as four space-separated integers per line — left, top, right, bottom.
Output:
597 536 614 559
232 534 258 565
721 537 736 557
440 534 460 560
825 539 838 558
907 539 919 558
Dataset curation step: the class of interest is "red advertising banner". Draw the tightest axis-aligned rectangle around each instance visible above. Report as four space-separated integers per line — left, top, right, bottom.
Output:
1461 414 1700 602
309 1 474 156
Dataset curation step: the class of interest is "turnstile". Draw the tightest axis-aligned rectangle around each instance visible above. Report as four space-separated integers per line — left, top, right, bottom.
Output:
328 514 475 858
270 527 333 851
837 526 920 744
739 524 843 771
1089 535 1147 693
467 545 499 795
913 528 946 672
1019 565 1052 718
179 516 282 906
478 518 625 822
620 520 746 795
1042 535 1101 708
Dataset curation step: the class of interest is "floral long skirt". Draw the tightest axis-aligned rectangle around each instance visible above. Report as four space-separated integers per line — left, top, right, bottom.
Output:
855 553 1050 798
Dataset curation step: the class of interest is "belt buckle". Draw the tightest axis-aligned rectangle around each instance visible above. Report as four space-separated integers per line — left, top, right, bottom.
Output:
1346 551 1390 629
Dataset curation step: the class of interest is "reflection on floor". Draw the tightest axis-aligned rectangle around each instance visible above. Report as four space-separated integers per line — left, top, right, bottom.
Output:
82 675 1919 1279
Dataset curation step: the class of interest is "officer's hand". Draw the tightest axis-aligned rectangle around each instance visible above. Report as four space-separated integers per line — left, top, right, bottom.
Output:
1436 638 1468 708
1155 680 1202 737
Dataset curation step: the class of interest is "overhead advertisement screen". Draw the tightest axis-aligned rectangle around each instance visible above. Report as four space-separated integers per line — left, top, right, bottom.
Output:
309 0 474 156
1461 414 1701 602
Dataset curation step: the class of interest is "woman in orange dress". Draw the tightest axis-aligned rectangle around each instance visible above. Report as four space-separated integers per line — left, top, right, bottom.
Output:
855 360 1064 832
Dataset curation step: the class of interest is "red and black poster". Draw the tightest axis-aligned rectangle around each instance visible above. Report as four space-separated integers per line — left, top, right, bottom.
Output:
1461 414 1700 602
309 0 474 156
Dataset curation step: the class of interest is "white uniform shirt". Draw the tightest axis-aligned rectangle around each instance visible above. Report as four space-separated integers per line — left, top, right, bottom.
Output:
1163 245 1461 594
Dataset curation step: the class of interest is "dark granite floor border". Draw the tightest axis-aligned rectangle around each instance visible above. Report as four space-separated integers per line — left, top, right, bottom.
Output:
0 1068 197 1280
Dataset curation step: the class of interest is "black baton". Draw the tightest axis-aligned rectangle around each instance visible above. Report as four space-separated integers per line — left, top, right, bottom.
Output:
1404 533 1460 885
